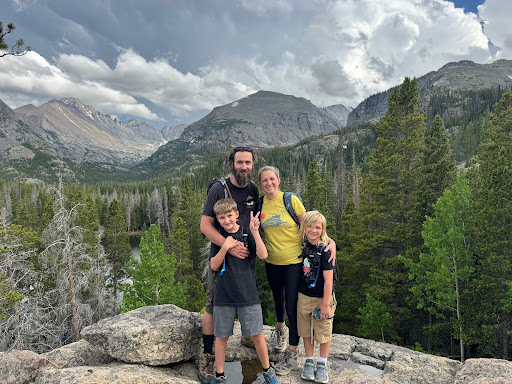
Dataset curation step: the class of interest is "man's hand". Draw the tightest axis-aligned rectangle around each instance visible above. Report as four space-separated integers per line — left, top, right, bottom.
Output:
222 236 239 251
229 241 250 259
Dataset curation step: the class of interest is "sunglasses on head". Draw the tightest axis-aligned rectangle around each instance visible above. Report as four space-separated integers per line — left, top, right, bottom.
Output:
234 146 253 151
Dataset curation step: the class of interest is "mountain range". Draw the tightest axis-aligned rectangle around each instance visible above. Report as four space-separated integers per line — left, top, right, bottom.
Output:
348 59 512 126
1 59 511 183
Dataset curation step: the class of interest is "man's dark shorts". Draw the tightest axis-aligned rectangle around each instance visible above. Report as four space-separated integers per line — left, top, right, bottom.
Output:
205 266 217 315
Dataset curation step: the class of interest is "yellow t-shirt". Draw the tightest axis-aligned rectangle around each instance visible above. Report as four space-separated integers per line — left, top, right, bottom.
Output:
260 192 306 265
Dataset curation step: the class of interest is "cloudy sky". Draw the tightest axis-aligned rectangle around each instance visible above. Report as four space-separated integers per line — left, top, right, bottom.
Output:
1 0 511 128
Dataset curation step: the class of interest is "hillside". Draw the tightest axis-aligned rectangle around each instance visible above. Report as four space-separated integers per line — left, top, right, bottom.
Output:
347 59 512 126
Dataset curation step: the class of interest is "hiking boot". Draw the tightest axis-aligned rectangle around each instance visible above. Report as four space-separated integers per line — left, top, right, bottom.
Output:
241 335 256 349
274 348 298 375
198 352 215 383
262 366 280 384
270 324 289 352
209 375 227 384
301 358 315 381
315 361 329 383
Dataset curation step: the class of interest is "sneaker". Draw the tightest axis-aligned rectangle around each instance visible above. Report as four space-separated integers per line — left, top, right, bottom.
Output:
301 359 315 381
274 349 298 375
209 375 227 384
262 366 280 384
241 335 256 349
198 352 215 383
315 361 329 383
270 324 289 352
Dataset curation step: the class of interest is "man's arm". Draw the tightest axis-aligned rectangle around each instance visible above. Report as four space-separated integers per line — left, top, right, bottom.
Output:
200 215 249 259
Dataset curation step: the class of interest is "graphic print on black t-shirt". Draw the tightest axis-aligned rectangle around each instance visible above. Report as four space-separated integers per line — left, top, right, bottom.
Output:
299 242 333 298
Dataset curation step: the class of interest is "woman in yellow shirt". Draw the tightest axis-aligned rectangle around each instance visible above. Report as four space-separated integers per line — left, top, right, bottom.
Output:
258 166 335 376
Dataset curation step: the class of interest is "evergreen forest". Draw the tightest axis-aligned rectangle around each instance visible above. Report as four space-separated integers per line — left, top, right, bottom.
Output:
1 79 512 363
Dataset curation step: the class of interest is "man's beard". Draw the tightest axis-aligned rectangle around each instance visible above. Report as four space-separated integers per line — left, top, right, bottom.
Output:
232 168 252 186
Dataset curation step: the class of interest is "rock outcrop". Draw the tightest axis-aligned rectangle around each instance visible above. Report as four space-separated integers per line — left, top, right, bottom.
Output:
2 304 512 384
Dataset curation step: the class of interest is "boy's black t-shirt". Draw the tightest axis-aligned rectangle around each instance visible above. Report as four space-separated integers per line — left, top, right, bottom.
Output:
299 241 333 298
210 227 260 306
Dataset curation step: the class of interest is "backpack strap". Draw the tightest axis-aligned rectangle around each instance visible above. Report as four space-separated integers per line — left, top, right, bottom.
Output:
218 177 233 199
308 244 326 289
283 192 300 225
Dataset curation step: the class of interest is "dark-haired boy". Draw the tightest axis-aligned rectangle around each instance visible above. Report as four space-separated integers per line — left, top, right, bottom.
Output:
209 198 279 384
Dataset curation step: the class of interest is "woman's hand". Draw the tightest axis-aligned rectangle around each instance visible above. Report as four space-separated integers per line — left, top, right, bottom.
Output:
326 239 336 266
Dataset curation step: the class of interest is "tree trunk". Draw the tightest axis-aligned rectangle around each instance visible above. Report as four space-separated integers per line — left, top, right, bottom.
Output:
68 249 80 342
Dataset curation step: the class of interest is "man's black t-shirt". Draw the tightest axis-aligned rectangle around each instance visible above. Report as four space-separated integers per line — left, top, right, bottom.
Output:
210 227 260 306
202 178 259 230
298 242 333 298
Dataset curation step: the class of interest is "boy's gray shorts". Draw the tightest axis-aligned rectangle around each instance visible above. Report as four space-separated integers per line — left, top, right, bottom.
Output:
213 304 263 338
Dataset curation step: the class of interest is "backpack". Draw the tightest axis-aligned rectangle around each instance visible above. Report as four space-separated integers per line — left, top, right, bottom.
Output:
258 192 301 225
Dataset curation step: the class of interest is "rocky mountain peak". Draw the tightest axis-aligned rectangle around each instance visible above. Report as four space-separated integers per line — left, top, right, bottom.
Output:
178 90 344 148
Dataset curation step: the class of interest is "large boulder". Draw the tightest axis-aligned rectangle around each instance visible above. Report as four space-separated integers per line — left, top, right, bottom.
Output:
455 358 512 384
81 304 202 366
33 362 198 384
43 339 112 368
0 350 55 384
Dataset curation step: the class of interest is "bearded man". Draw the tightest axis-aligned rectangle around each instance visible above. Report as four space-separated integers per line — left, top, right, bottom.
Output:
198 146 259 383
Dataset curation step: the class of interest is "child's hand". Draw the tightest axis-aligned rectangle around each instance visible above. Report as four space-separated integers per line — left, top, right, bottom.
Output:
222 236 238 251
320 303 330 320
250 211 260 232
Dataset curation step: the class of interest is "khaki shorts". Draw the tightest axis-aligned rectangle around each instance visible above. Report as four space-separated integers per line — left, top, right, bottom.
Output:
297 292 337 344
205 266 217 315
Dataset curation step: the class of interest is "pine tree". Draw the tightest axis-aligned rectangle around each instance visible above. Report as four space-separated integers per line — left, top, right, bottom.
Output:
120 224 185 312
468 90 512 358
415 114 456 242
103 199 131 308
303 159 327 213
358 77 427 343
170 216 206 312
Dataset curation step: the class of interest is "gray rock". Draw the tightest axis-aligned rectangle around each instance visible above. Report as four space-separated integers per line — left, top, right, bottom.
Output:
81 304 202 366
43 339 112 368
455 358 512 384
0 350 55 384
33 362 198 384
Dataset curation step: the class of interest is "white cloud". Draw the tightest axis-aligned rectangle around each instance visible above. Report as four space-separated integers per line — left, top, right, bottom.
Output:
2 0 508 125
0 51 160 120
239 0 293 15
479 0 512 58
